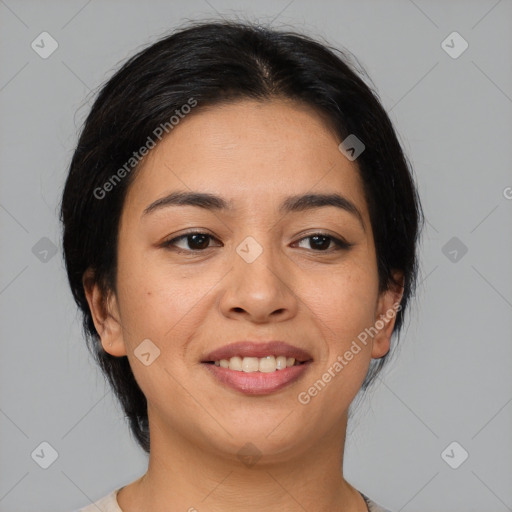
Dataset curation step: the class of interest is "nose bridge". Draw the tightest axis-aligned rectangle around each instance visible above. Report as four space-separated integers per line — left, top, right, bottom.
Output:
234 231 284 287
219 229 297 321
233 204 280 266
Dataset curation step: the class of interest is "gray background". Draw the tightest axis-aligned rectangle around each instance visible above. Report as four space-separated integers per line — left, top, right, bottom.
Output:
1 0 511 511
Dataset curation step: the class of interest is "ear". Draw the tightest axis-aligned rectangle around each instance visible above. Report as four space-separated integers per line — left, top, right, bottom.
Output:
371 270 405 359
82 268 127 357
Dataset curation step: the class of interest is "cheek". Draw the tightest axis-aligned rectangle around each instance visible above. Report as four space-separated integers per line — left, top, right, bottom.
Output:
113 264 210 410
303 262 378 404
312 262 378 339
115 248 220 351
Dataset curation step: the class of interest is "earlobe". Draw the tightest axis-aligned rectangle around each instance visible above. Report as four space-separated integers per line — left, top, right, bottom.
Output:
371 271 404 359
82 268 127 357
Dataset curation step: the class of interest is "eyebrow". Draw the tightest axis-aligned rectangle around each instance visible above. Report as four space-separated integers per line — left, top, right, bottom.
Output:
142 190 365 230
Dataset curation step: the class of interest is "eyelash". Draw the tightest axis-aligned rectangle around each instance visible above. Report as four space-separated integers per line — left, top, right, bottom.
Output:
162 231 353 254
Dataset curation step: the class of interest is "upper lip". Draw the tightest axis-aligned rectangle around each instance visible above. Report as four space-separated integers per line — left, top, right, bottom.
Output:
202 341 313 363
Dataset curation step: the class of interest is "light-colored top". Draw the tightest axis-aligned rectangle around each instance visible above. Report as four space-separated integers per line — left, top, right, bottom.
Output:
75 487 392 512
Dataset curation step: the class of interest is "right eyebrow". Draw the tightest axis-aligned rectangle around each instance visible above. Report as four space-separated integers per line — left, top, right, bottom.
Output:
142 191 231 217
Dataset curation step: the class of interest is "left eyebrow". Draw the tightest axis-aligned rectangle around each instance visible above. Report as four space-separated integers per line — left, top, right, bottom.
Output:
142 190 365 230
279 193 365 230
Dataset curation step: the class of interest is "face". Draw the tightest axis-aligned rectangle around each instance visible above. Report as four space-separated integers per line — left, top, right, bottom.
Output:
85 98 403 462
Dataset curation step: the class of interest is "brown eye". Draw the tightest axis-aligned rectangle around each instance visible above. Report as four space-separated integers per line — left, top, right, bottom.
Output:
163 232 221 252
295 233 352 252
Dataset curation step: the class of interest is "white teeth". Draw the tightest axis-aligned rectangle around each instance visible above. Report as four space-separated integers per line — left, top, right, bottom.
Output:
228 356 242 371
242 357 259 372
259 356 276 373
275 355 287 370
215 355 300 372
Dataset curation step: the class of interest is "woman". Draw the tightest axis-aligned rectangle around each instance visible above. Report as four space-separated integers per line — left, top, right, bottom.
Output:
62 19 423 512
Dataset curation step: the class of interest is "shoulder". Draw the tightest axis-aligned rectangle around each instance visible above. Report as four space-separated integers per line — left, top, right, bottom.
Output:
361 492 394 512
73 487 123 512
73 487 390 512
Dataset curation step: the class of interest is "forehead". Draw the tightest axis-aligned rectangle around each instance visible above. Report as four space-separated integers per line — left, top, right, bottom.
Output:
123 98 369 223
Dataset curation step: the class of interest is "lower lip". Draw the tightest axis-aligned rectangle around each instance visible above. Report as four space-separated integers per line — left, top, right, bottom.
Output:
202 362 311 395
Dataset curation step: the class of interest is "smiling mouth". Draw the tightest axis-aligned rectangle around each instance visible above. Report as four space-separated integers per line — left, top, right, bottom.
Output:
204 355 310 373
202 358 312 395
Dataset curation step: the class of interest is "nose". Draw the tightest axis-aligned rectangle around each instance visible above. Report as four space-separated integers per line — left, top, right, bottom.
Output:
218 236 299 324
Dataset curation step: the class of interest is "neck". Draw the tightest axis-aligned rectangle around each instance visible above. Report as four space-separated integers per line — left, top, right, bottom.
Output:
117 411 367 512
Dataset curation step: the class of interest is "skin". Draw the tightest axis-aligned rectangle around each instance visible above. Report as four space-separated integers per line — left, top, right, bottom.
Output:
84 98 404 512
